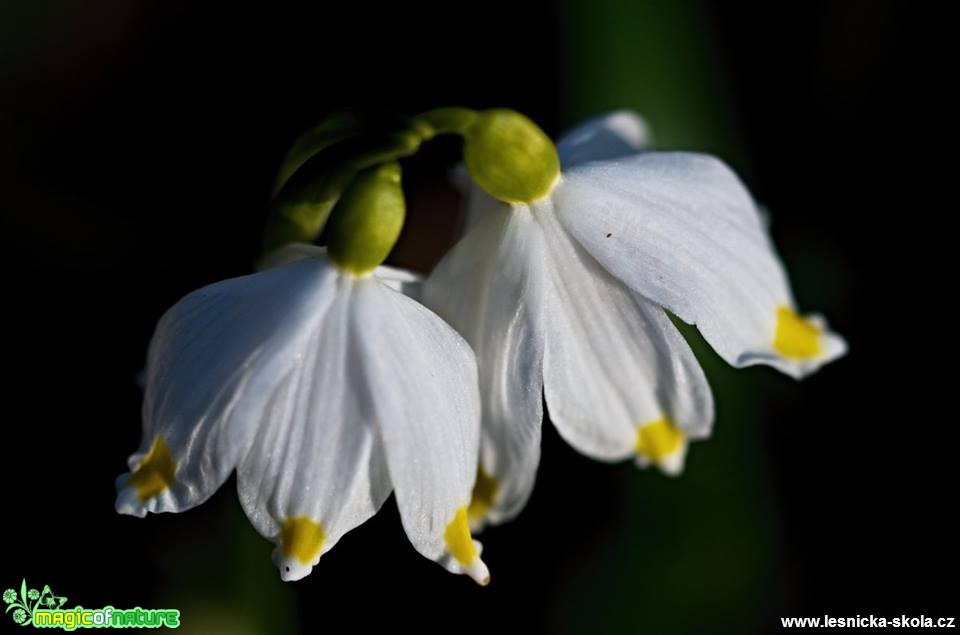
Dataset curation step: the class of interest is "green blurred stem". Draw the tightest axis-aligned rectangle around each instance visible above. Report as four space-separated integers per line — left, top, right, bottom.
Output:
415 107 479 138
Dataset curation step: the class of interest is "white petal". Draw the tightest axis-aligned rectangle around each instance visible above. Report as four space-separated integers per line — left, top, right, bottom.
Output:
257 243 424 300
557 111 651 168
115 258 338 517
460 178 508 234
423 205 548 529
537 202 713 473
354 278 489 584
372 263 424 301
236 278 391 581
554 152 846 379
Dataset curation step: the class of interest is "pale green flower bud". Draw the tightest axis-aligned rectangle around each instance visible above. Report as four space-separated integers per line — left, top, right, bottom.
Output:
262 131 420 258
327 162 405 275
463 109 560 204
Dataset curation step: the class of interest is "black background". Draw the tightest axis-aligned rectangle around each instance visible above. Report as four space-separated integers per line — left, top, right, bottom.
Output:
1 1 954 632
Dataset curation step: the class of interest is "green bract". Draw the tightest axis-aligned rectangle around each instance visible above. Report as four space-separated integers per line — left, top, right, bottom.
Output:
326 162 405 275
463 109 560 204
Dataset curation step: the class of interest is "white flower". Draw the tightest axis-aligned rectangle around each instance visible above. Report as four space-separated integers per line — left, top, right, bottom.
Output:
116 249 489 584
423 111 847 529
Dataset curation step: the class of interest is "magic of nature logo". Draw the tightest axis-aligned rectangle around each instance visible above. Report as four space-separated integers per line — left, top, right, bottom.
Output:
4 579 179 630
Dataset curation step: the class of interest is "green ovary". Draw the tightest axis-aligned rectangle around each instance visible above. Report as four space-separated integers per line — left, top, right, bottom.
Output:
463 109 560 204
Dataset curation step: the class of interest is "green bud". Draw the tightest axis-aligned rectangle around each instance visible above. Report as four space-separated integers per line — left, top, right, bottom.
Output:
261 131 421 258
462 109 560 204
326 162 405 275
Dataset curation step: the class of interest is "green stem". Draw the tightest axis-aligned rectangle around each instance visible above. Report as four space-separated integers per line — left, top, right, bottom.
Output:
270 110 420 198
415 107 478 138
261 106 479 260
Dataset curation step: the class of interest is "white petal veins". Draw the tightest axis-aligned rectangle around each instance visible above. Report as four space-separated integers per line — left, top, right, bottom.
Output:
116 258 339 517
422 205 548 527
536 201 713 470
554 152 846 378
354 277 488 582
236 275 391 581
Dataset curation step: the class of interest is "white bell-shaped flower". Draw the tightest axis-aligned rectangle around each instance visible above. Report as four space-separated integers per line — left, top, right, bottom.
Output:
424 111 846 529
117 163 489 585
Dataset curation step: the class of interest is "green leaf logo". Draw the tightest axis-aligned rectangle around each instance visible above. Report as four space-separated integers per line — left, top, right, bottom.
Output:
3 578 66 627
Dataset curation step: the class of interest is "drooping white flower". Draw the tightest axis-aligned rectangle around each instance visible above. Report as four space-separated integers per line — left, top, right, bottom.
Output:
423 110 846 529
116 195 489 584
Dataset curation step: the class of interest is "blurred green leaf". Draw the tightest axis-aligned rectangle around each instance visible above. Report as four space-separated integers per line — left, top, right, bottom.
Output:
554 2 779 633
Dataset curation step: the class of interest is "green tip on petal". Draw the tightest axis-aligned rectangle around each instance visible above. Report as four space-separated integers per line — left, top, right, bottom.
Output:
463 108 560 204
327 162 405 275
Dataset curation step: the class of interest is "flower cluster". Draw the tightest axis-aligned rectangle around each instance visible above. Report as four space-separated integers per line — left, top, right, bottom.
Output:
116 107 845 584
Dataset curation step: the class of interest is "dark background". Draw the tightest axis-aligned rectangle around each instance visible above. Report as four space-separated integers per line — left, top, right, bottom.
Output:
1 1 954 633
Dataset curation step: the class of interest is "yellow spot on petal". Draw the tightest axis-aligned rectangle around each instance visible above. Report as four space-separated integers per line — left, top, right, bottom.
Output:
467 467 500 523
280 517 325 565
635 418 685 461
127 437 176 503
774 306 823 360
444 507 477 566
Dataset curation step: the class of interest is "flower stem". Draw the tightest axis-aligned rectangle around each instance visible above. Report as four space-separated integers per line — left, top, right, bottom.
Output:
415 107 478 138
